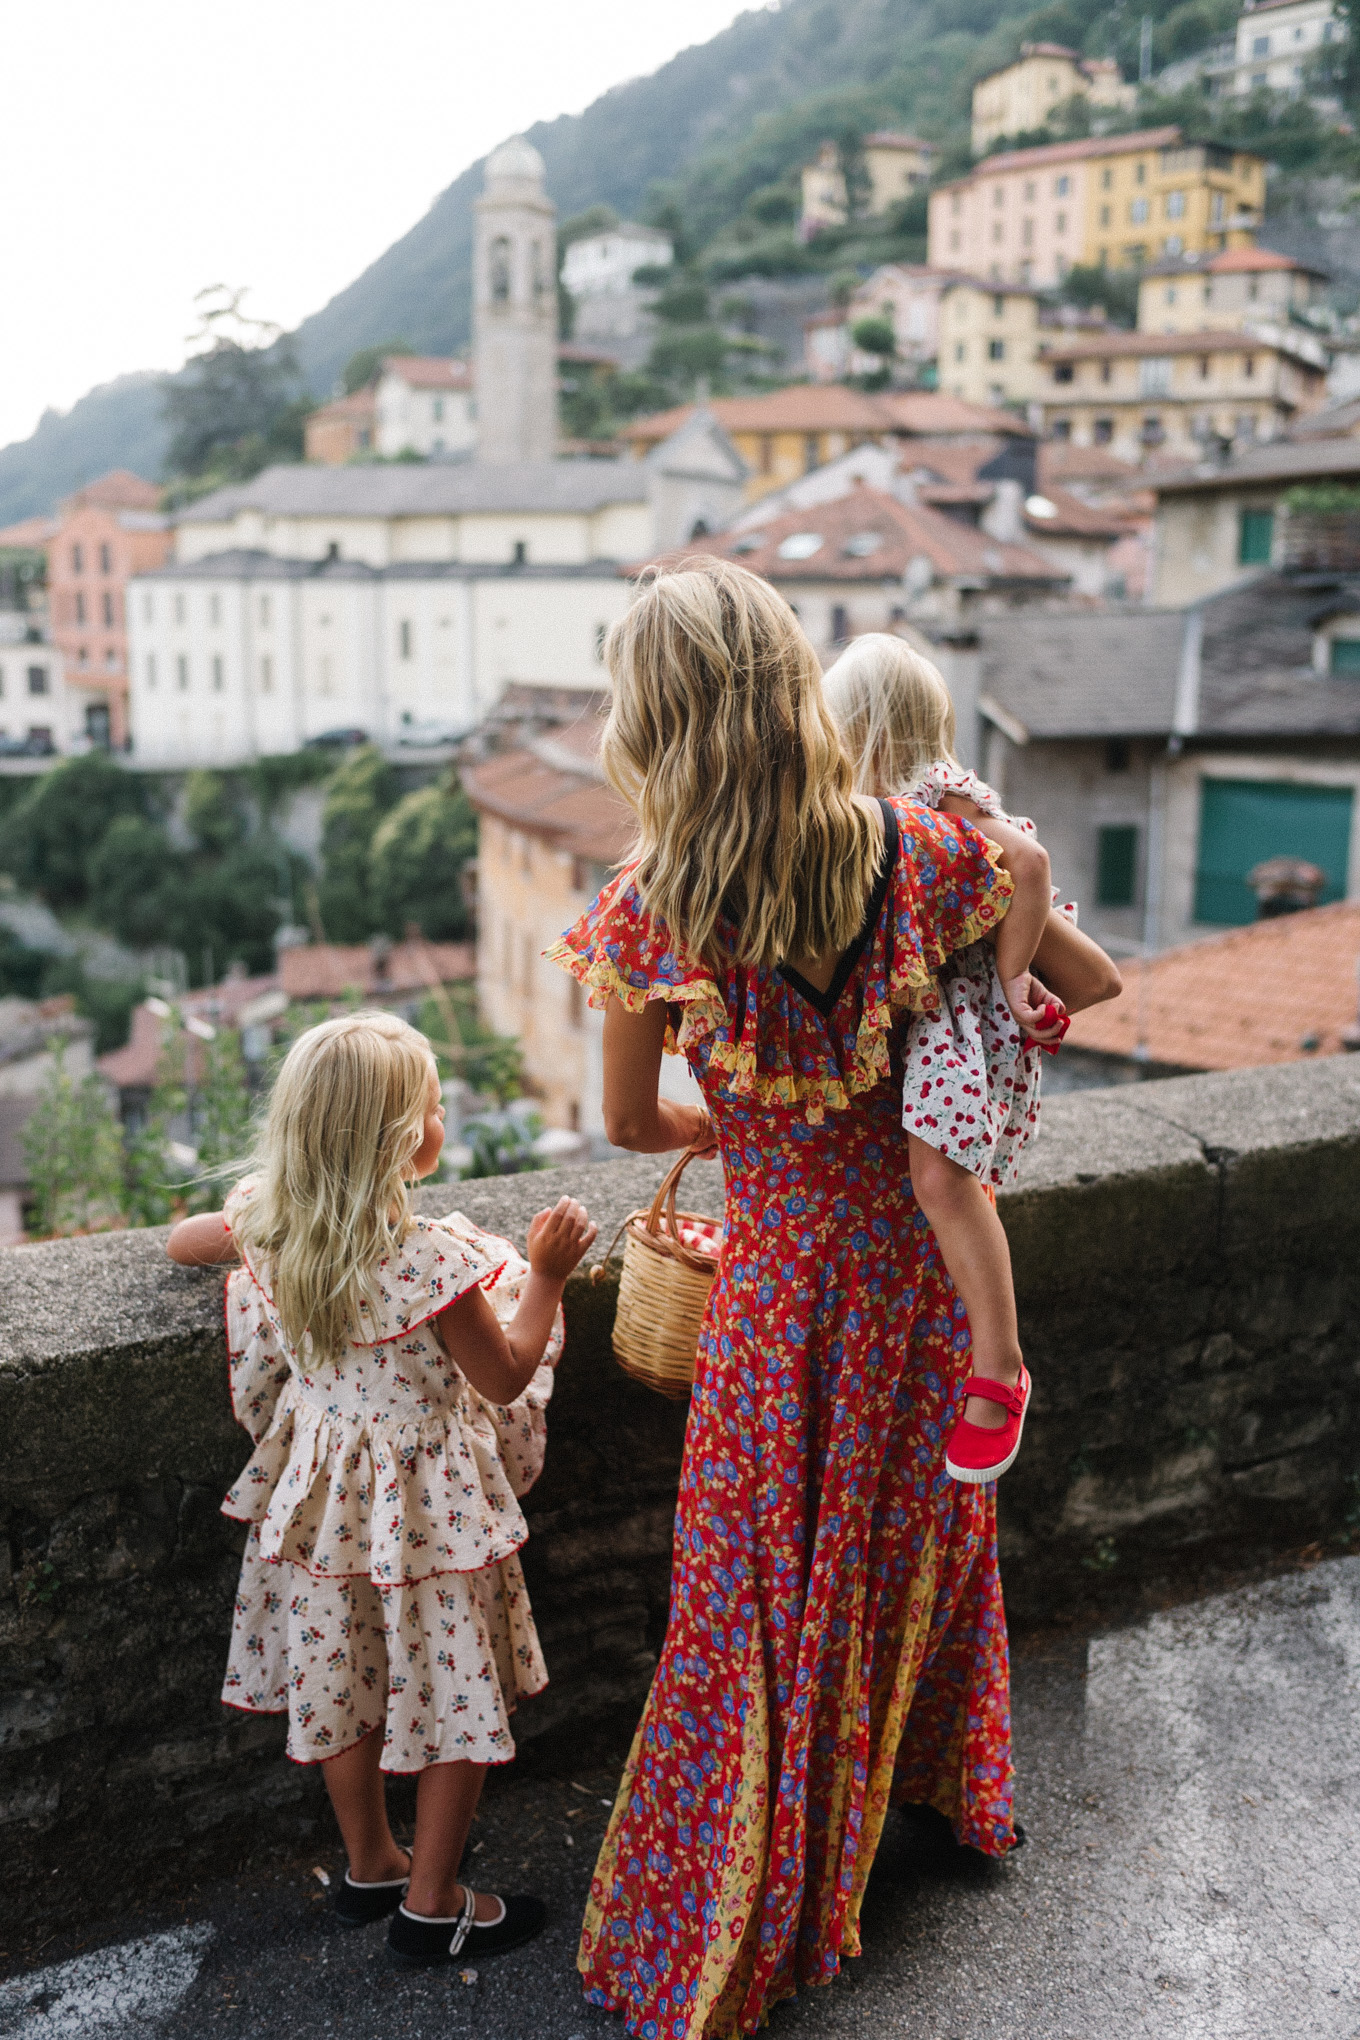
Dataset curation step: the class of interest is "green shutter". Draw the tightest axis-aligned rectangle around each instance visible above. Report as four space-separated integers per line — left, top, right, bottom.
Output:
1194 777 1353 925
1096 825 1139 907
1329 637 1360 676
1238 508 1274 564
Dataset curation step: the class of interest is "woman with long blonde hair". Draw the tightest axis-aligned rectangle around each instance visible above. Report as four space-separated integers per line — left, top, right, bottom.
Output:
551 562 1056 2038
167 1011 597 1967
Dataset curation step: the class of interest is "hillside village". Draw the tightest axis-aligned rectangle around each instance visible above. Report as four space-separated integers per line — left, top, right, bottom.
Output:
0 0 1359 1226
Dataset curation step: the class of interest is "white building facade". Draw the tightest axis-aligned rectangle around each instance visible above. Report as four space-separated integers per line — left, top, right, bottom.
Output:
1232 0 1345 95
374 359 477 460
126 555 633 768
0 621 80 755
561 223 673 299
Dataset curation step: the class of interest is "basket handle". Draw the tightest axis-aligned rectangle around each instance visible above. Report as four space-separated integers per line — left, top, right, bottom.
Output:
590 1137 716 1284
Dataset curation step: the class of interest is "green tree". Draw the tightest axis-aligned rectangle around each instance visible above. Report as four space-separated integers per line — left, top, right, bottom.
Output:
87 816 187 948
163 286 306 483
369 782 477 940
341 339 415 396
183 769 246 853
23 1043 125 1237
191 1028 255 1205
0 754 150 908
851 315 896 359
317 744 400 940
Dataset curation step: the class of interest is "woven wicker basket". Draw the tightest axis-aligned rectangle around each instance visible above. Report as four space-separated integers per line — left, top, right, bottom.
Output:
594 1147 721 1398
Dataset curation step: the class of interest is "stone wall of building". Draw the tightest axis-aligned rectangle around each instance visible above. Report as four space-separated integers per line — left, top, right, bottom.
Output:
0 1059 1356 1925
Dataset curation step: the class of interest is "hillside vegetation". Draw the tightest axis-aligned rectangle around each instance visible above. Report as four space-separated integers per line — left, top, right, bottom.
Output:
2 0 1356 521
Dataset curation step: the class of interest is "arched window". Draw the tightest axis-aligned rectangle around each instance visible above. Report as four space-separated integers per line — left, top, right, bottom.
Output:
531 240 547 299
689 518 710 538
490 237 511 303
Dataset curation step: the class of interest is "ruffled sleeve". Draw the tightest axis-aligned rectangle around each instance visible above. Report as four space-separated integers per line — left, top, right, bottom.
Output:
546 804 1012 1126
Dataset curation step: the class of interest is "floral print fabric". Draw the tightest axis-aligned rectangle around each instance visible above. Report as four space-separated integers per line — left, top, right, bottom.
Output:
218 1196 560 1770
550 798 1018 2040
901 762 1073 1189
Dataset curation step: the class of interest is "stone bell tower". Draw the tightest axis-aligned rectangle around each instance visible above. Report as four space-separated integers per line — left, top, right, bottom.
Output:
472 136 558 464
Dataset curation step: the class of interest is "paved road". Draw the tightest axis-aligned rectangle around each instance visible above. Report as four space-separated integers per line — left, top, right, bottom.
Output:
2 1557 1357 2040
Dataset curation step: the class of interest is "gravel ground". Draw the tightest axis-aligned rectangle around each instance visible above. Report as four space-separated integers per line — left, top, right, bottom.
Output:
2 1555 1357 2040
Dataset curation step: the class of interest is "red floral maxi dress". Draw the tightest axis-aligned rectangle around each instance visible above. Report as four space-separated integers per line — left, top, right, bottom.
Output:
548 798 1019 2040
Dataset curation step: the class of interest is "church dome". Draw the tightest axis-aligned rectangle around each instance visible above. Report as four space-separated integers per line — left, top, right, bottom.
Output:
483 135 546 189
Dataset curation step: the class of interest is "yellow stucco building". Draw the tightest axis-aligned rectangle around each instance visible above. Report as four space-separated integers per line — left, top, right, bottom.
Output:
971 41 1135 154
937 280 1043 406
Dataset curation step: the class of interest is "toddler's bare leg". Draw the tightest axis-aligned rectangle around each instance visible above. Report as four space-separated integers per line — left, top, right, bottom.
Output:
320 1728 408 1883
406 1759 501 1923
908 1132 1022 1432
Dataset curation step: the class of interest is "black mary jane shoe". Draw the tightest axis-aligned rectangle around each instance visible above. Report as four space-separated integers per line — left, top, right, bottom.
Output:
333 1851 411 1927
387 1890 547 1967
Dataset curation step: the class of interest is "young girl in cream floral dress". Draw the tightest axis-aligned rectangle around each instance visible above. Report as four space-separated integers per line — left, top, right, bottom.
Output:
167 1011 596 1968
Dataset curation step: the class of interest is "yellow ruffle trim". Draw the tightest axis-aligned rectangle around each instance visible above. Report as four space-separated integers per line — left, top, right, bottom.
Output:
543 855 1012 1128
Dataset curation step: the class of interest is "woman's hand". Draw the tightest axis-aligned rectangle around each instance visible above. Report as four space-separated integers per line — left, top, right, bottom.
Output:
526 1197 598 1279
675 1105 718 1158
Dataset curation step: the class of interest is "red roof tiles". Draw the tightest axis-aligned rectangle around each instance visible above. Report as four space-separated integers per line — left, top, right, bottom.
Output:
1068 901 1360 1070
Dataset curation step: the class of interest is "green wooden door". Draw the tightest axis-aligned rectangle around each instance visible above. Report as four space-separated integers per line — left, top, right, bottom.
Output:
1194 777 1354 925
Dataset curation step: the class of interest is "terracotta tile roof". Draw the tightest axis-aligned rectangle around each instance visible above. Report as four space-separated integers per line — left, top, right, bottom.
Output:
309 387 378 424
674 483 1066 585
623 388 1032 448
99 974 284 1089
903 439 1010 486
1038 443 1139 487
1067 902 1360 1070
878 391 1033 437
280 940 473 1001
1289 395 1360 441
0 513 58 548
1024 483 1132 538
63 469 162 511
1041 327 1289 361
385 356 472 389
939 125 1183 187
462 749 633 863
1210 245 1306 273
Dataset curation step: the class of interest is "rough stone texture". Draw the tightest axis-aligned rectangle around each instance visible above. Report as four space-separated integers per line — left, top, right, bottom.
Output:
0 1063 1356 1928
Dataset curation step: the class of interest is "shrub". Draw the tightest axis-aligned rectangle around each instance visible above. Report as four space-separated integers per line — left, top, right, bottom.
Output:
369 782 477 941
23 1043 124 1237
317 745 399 941
0 755 150 908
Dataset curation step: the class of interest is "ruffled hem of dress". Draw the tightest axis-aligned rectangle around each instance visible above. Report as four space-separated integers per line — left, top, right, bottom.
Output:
545 859 1011 1129
219 1383 548 1586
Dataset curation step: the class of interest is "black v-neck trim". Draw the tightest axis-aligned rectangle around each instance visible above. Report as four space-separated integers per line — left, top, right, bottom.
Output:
776 798 899 1020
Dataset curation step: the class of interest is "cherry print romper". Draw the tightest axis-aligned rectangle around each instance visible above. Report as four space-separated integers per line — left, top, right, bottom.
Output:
901 761 1074 1189
219 1188 561 1770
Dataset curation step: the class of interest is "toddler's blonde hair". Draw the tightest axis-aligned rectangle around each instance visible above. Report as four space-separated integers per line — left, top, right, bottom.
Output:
601 558 882 970
231 1011 435 1360
823 634 958 797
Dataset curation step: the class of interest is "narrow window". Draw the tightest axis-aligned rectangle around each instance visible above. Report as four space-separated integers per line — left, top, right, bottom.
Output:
174 593 185 624
101 591 114 626
260 655 274 693
75 592 86 624
26 665 49 697
512 540 528 565
99 543 111 572
209 592 221 625
72 543 83 573
212 655 224 692
831 604 849 644
259 594 271 627
176 655 189 690
1096 825 1139 906
146 654 157 688
399 619 413 659
1237 508 1274 564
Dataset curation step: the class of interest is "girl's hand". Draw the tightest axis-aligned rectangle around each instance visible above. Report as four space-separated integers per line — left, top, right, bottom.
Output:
1003 973 1068 1043
526 1197 598 1279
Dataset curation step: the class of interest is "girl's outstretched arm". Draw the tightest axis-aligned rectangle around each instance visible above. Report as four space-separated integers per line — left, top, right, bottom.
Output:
435 1197 597 1404
167 1211 240 1265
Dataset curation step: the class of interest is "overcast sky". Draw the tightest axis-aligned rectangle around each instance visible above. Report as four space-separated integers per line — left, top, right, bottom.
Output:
0 0 753 451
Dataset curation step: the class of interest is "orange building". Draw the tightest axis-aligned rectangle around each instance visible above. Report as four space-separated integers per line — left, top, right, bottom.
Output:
36 471 170 749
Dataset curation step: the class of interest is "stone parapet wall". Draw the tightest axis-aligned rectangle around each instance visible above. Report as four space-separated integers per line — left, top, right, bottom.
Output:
0 1060 1356 1923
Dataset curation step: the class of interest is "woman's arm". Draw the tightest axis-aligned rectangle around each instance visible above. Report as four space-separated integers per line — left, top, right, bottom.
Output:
601 998 713 1154
1032 914 1123 1014
434 1197 596 1402
167 1211 240 1265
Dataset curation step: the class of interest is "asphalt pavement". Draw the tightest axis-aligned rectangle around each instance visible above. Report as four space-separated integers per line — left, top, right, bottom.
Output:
1 1555 1357 2040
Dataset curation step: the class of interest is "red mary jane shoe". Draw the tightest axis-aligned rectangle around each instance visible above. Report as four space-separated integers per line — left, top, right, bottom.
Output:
945 1365 1031 1484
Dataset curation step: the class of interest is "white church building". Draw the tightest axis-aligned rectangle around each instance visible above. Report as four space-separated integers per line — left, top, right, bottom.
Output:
127 138 746 768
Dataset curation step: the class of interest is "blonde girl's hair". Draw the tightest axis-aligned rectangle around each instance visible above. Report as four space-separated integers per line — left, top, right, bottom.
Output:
600 558 882 970
822 633 958 797
231 1011 435 1361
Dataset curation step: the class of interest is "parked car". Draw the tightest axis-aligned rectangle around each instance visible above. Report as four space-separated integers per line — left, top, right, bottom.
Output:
303 727 369 750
